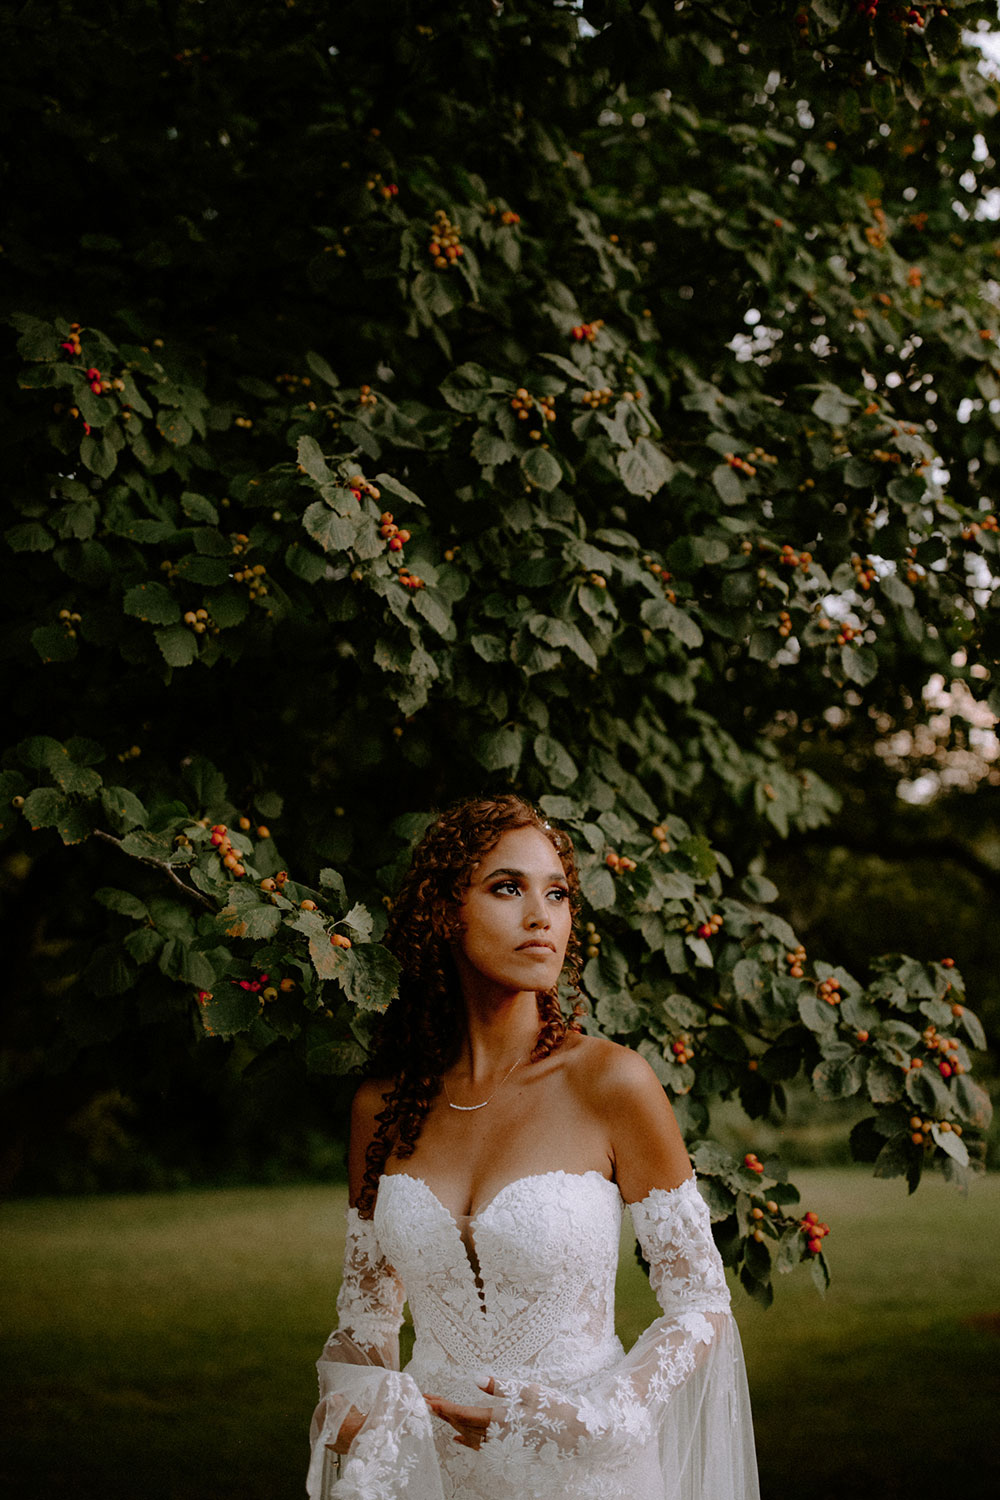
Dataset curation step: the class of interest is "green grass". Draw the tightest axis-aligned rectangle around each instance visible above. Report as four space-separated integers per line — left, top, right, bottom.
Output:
1 1170 998 1500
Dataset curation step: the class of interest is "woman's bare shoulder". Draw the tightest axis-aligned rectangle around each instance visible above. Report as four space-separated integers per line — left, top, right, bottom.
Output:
562 1034 690 1196
351 1076 394 1132
347 1077 395 1206
562 1032 664 1101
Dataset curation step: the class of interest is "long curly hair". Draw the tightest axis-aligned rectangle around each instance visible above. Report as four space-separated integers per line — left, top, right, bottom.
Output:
356 793 583 1217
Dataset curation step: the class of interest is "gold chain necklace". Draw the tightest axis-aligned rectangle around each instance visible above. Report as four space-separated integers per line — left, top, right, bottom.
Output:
442 1055 526 1112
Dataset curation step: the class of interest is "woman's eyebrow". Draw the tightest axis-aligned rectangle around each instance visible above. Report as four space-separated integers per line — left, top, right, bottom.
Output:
482 865 568 883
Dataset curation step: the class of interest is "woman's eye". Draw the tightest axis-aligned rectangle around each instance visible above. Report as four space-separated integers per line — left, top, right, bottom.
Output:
492 881 520 896
548 887 569 901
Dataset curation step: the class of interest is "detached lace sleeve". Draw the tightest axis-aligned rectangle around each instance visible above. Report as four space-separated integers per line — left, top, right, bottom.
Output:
307 1209 444 1500
480 1176 759 1500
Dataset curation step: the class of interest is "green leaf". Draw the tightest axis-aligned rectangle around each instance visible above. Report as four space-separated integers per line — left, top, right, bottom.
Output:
711 464 745 507
533 732 578 788
100 786 148 833
310 938 401 1009
306 350 340 387
94 887 149 920
810 386 858 426
640 596 703 648
180 491 219 524
580 864 616 911
474 726 524 772
297 435 331 483
471 428 517 467
842 646 878 686
617 439 673 497
154 625 199 668
6 522 53 552
83 943 137 996
303 501 356 552
31 625 78 663
520 447 562 491
22 786 70 830
123 582 182 626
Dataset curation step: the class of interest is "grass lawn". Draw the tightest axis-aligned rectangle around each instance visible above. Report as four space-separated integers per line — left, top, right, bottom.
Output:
1 1168 997 1500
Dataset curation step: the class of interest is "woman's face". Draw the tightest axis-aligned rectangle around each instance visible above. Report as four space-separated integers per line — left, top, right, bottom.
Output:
452 825 573 997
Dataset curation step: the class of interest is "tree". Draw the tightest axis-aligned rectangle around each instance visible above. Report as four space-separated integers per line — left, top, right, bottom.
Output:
2 0 997 1299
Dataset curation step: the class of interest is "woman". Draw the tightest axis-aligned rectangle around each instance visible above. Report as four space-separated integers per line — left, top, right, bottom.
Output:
307 794 759 1500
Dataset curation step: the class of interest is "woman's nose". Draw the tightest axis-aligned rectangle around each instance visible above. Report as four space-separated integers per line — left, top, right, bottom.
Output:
525 897 550 928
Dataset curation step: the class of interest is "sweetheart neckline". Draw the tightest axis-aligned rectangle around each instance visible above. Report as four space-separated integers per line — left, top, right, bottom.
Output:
377 1166 619 1226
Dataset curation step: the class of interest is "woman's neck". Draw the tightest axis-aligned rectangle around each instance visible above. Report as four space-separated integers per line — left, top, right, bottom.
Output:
458 988 540 1085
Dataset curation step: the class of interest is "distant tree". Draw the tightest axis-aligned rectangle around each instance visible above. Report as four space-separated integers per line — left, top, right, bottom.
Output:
2 0 997 1297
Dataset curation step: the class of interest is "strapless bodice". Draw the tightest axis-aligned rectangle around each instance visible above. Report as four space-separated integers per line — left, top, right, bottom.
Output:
373 1169 625 1392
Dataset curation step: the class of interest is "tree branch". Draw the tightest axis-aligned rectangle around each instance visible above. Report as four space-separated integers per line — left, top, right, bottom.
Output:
93 829 216 910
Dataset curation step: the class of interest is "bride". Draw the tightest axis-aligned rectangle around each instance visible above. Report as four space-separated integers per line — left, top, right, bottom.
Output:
307 794 760 1500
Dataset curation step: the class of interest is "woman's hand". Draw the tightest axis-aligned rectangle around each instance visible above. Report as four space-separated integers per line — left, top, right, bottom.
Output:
424 1377 498 1449
325 1406 366 1455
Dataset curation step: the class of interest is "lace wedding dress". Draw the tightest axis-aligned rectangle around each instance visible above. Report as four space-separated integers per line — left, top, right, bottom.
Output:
307 1171 759 1500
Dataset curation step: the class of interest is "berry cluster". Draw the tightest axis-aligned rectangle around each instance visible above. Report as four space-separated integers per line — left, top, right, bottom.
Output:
347 473 381 503
584 922 601 961
260 870 290 896
275 371 313 393
232 561 269 601
57 607 82 639
800 1210 830 1256
209 823 246 878
852 555 877 590
510 387 556 441
588 573 607 589
695 913 723 940
962 514 999 541
864 199 888 250
365 174 399 200
642 558 676 603
570 320 603 342
234 416 254 430
358 383 378 409
398 567 425 591
776 542 813 572
580 386 613 409
651 822 671 854
59 322 84 358
726 452 757 476
871 448 902 465
428 209 463 269
182 607 218 635
330 931 353 950
500 209 520 225
116 744 142 764
748 1198 782 1241
910 1114 962 1148
743 1152 765 1175
785 944 807 979
379 512 412 552
818 975 842 1006
671 1033 695 1064
778 610 792 639
238 816 270 837
235 970 270 995
605 850 637 873
919 1023 965 1078
835 623 858 647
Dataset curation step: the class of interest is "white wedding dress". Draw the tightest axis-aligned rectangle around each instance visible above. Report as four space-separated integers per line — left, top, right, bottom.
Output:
307 1170 759 1500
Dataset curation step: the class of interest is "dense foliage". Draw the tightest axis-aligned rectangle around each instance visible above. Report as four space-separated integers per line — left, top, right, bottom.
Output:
2 0 997 1298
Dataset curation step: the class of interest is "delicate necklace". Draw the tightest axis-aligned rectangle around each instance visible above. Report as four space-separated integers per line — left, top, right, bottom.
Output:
443 1055 527 1111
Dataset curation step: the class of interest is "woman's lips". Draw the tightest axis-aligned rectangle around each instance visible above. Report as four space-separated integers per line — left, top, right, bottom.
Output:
516 941 555 952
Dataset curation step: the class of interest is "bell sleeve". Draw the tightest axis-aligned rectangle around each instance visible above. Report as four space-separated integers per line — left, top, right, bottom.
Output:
306 1208 445 1500
478 1175 760 1500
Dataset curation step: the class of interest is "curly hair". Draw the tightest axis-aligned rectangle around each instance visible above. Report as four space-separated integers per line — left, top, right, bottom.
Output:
356 793 583 1217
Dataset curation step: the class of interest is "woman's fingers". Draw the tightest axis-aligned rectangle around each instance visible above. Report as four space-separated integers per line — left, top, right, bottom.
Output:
423 1393 494 1449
